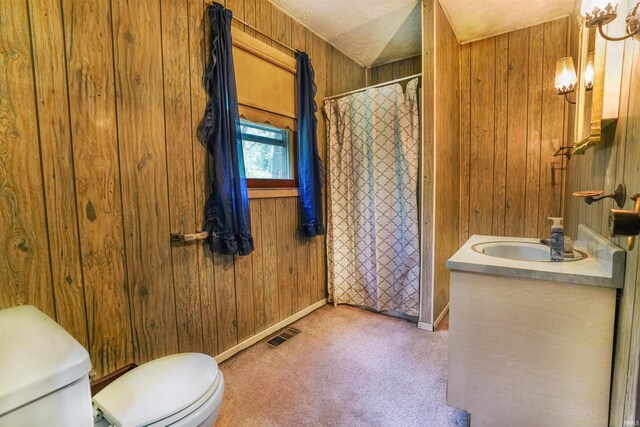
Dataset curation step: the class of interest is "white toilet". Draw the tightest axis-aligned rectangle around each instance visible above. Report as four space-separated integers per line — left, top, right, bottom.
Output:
0 305 224 427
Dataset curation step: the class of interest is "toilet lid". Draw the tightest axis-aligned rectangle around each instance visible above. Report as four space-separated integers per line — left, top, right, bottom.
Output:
93 353 220 427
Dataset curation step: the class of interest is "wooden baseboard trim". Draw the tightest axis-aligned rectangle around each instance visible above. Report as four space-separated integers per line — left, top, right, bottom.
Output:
433 303 450 329
215 299 327 364
417 321 434 331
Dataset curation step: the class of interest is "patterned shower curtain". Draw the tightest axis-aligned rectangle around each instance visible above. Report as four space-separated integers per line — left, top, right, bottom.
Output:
324 78 420 318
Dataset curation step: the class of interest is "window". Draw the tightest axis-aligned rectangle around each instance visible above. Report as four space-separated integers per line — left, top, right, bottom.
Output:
240 119 295 188
232 28 298 191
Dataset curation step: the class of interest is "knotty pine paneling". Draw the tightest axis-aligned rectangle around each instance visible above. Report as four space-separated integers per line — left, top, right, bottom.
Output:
0 0 365 377
1 0 56 320
459 18 569 244
61 0 134 374
563 4 640 424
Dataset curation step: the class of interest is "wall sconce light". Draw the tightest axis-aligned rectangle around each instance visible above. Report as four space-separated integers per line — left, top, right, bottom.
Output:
555 57 577 104
581 0 640 41
584 52 595 90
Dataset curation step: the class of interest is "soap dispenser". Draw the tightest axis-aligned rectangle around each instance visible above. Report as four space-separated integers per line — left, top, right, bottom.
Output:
548 217 565 261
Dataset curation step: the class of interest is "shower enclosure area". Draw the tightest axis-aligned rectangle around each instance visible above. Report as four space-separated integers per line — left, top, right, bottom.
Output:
322 0 460 330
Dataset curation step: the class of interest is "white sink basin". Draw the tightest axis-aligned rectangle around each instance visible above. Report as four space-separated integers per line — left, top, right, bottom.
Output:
471 241 586 262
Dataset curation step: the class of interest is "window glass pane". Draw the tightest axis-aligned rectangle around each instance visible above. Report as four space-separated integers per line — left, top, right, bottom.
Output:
240 119 291 180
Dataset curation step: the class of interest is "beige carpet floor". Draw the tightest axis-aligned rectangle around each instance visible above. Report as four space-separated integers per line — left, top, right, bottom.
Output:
216 304 469 427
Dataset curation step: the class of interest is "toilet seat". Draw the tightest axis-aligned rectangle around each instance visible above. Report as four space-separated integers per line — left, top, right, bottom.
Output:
93 353 222 427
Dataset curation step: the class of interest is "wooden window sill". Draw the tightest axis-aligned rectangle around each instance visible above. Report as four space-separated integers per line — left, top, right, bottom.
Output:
248 188 299 199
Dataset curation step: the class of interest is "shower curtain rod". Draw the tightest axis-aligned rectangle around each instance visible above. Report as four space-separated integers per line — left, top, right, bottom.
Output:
323 73 422 101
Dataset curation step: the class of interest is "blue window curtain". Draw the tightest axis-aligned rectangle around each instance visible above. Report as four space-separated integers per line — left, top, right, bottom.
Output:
202 3 254 256
296 52 325 238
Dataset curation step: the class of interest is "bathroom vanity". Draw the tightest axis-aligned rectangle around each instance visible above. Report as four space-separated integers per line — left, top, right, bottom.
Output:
446 225 625 427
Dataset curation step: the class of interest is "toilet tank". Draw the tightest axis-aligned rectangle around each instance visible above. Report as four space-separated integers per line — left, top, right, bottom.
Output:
0 305 93 427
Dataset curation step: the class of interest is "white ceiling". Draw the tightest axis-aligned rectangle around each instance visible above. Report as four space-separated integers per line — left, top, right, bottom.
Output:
270 0 577 67
439 0 577 44
270 0 422 67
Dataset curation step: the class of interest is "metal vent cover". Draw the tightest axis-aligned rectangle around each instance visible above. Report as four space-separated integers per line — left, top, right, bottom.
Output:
267 327 301 347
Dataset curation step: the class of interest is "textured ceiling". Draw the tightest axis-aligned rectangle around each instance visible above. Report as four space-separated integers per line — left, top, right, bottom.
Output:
271 0 577 67
269 0 421 67
439 0 577 43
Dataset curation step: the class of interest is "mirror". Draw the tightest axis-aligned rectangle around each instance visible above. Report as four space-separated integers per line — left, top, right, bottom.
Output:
573 2 626 154
574 22 597 154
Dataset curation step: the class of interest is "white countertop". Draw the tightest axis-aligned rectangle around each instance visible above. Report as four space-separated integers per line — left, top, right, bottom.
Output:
446 225 626 289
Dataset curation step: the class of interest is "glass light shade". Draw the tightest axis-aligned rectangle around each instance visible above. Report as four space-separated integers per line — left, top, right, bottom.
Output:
581 0 618 27
584 52 595 91
555 57 577 95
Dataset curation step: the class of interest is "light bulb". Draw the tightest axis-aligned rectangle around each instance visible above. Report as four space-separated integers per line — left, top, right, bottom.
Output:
584 52 595 91
555 57 577 95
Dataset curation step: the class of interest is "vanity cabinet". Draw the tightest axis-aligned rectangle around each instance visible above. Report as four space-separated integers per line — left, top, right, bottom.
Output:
447 271 616 427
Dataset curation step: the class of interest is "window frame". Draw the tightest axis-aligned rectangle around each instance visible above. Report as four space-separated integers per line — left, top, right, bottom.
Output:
238 105 297 190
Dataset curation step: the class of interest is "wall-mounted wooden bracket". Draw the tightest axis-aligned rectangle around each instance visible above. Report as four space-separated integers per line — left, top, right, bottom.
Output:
170 230 209 243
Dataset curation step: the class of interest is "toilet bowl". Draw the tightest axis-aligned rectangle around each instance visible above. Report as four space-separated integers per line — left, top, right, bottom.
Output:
0 306 224 427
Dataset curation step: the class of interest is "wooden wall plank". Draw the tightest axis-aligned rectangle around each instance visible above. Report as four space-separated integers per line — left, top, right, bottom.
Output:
492 34 508 236
28 0 87 346
504 28 530 237
602 30 635 425
190 0 219 358
619 39 640 425
0 0 55 317
254 0 272 46
234 250 255 341
261 199 279 326
243 0 257 37
294 202 312 310
161 0 203 353
420 0 435 324
468 37 495 236
432 2 460 321
214 254 237 352
276 197 296 318
61 0 133 376
538 19 568 235
227 0 246 29
524 25 544 238
270 5 292 55
250 201 266 331
111 0 178 362
459 44 471 245
311 32 327 302
292 20 306 52
367 55 421 85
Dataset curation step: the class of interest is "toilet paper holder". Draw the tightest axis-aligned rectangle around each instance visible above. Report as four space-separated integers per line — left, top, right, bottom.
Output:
609 194 640 250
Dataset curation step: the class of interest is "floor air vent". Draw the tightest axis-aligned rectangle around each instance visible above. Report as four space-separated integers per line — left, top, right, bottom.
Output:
267 327 301 347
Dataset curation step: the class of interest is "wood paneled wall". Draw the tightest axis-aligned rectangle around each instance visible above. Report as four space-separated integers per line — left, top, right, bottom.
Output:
366 55 421 85
459 18 569 244
420 0 460 326
563 4 640 424
0 0 364 377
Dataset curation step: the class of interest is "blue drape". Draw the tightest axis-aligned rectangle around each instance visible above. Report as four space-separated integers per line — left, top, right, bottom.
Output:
202 3 254 255
296 52 325 237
